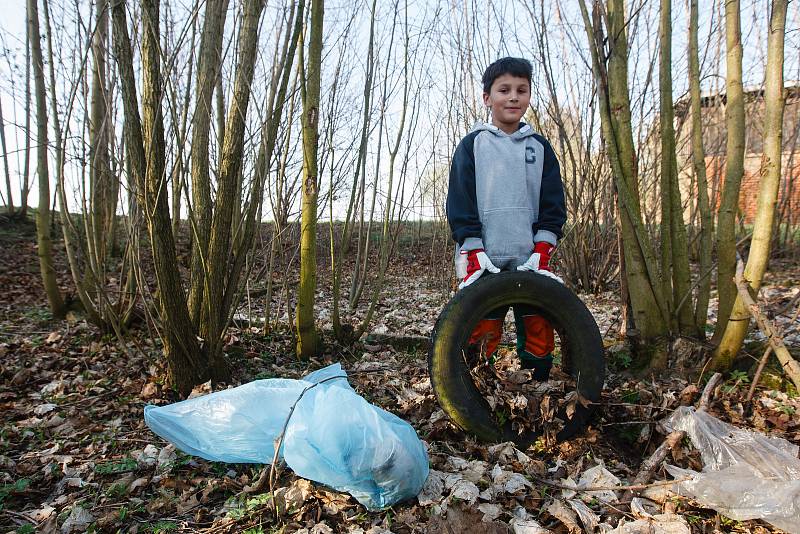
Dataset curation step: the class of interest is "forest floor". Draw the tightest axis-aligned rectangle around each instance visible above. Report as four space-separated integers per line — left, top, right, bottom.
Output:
1 218 799 534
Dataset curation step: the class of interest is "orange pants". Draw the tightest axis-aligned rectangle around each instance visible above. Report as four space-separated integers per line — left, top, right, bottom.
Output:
467 305 554 359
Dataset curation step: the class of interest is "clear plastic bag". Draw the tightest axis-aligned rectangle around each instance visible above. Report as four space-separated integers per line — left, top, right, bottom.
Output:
144 363 429 510
663 406 800 533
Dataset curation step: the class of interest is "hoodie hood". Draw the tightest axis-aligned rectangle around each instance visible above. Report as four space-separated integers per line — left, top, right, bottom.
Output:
471 121 537 141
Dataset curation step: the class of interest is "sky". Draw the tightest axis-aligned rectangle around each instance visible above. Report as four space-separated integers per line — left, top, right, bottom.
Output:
0 0 798 217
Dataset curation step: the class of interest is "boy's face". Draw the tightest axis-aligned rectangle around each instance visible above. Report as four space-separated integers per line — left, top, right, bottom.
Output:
483 74 531 134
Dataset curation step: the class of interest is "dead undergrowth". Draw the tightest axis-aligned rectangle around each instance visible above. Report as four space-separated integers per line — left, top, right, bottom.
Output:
1 219 799 533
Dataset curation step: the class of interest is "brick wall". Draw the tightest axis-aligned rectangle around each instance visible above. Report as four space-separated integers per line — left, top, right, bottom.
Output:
703 153 800 224
675 85 800 226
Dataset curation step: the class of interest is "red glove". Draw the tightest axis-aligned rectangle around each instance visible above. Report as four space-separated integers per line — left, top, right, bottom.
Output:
456 248 500 290
517 242 563 283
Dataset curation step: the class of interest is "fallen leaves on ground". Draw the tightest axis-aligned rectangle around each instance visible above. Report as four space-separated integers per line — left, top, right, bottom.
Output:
1 223 798 533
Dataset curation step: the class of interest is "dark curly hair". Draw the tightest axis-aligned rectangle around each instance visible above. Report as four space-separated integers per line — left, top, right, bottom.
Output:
482 57 533 94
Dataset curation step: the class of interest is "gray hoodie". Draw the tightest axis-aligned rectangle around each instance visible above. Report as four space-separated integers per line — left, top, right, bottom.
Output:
446 122 566 270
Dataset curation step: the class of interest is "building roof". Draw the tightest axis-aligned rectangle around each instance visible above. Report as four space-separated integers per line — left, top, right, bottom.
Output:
674 81 800 116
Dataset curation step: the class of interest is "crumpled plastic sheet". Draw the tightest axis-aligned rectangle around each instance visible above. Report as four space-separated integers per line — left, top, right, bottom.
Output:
144 363 429 510
663 406 800 533
607 512 689 534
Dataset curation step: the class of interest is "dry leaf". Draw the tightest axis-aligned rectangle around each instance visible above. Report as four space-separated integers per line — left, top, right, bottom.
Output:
60 505 94 533
45 332 61 344
141 382 159 399
546 499 582 533
567 498 600 531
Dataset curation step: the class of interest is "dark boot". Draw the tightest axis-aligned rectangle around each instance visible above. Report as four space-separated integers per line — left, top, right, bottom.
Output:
520 352 553 381
514 311 555 381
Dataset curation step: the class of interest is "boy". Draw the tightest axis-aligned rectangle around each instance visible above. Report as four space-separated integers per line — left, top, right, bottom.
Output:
446 57 566 381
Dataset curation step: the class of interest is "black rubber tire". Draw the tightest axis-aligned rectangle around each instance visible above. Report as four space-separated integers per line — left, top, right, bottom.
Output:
428 271 604 447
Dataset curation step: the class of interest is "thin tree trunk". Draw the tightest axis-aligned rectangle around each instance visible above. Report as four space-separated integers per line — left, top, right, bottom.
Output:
202 0 266 378
42 0 109 328
659 0 675 331
579 0 669 368
689 0 713 334
89 0 112 269
112 0 205 395
20 19 32 218
353 2 408 339
0 97 14 215
264 128 292 333
331 0 376 341
82 0 114 319
296 0 324 359
217 1 301 346
216 69 226 159
713 0 745 343
28 0 65 318
143 0 207 389
171 14 197 241
350 95 384 309
263 45 301 333
188 0 229 327
659 0 696 335
712 0 787 369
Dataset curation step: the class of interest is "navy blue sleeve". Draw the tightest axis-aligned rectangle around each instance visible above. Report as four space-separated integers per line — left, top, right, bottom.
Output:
446 132 482 246
532 135 566 242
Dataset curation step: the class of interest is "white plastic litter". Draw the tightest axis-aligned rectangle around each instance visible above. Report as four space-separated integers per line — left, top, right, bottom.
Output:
576 462 622 504
510 517 551 534
447 475 480 504
417 469 446 506
144 363 429 510
608 513 689 534
663 406 800 533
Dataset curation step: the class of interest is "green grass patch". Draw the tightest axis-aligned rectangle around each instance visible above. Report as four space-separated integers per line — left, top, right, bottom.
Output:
0 478 29 510
148 520 178 533
95 457 138 475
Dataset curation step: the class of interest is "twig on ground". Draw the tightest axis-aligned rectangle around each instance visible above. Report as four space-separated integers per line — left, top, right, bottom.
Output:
601 420 660 426
746 345 773 403
241 374 349 520
697 372 722 411
695 355 713 389
603 310 621 339
592 401 670 409
745 294 800 403
775 290 800 317
618 372 722 508
734 260 800 392
0 510 34 526
532 476 689 494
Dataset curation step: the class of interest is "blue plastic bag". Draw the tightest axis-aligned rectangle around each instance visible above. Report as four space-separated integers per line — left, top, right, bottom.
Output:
144 363 429 510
